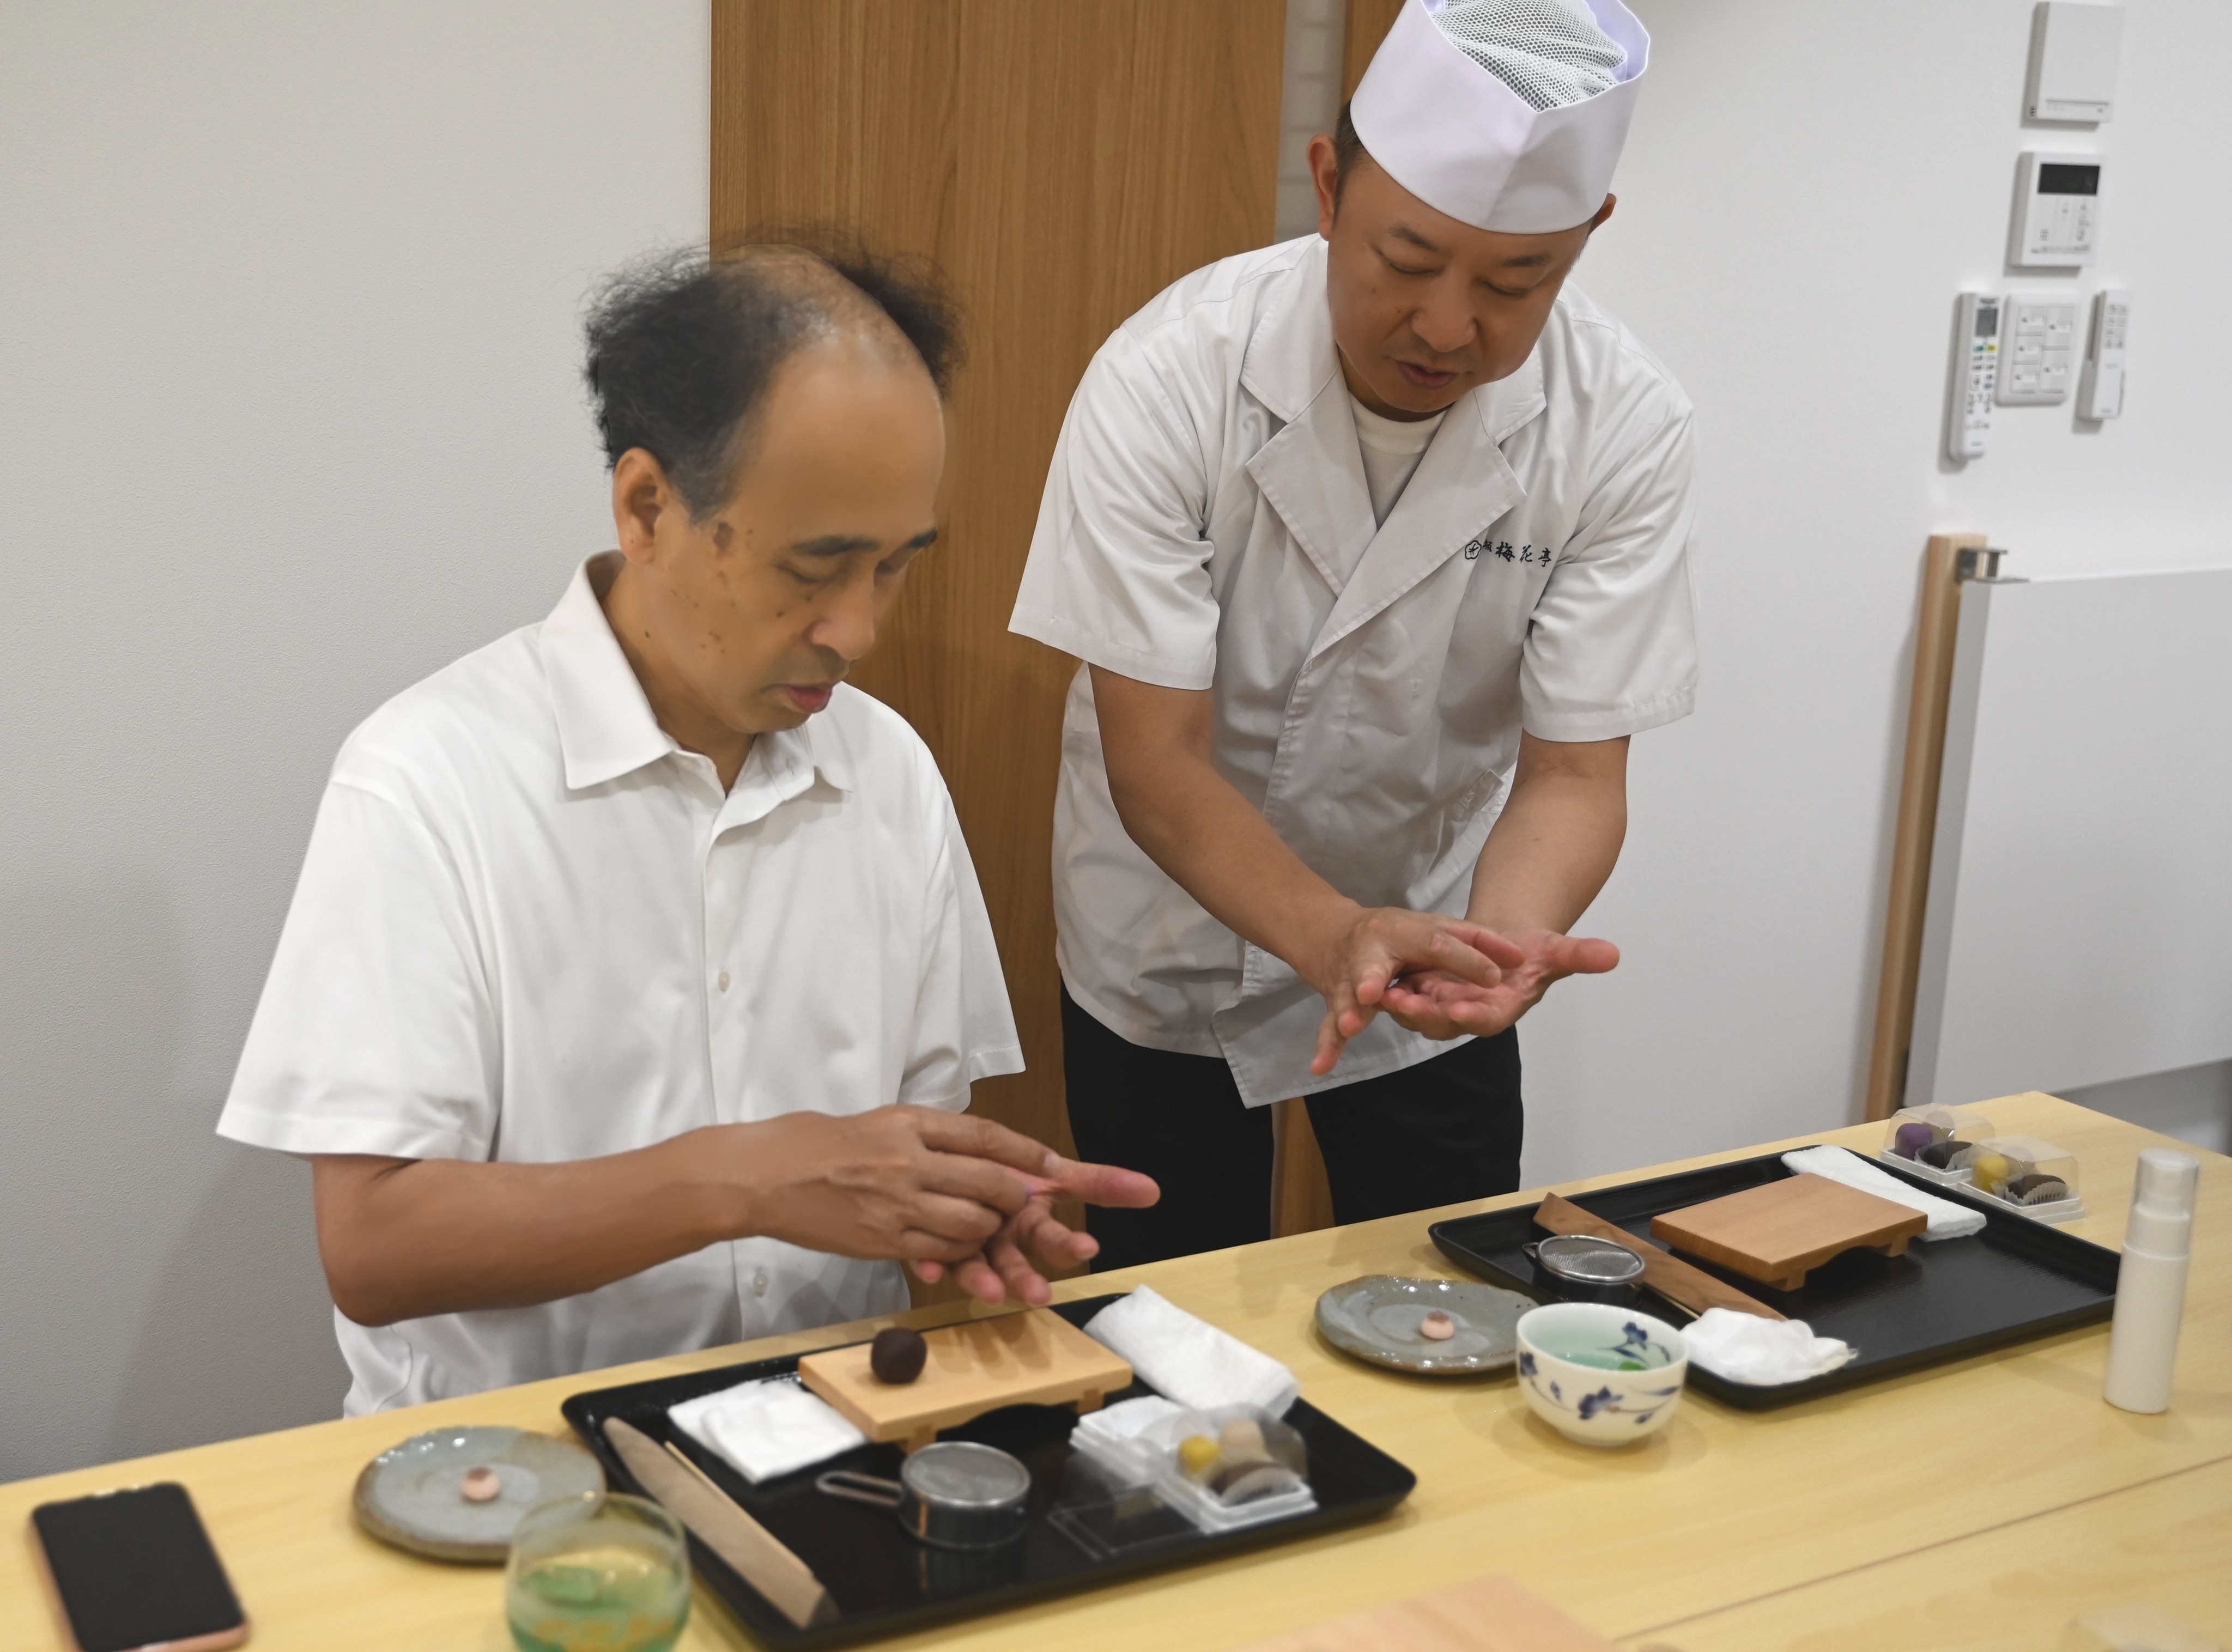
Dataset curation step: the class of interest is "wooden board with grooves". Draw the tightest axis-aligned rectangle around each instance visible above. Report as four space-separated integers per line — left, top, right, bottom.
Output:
796 1308 1133 1454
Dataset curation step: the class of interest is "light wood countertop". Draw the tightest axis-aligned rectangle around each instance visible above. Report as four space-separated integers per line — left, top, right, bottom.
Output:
4 1094 2223 1651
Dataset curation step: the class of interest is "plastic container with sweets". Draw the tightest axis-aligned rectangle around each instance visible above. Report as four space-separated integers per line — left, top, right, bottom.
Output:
1877 1104 1996 1185
1955 1134 2085 1223
1082 1405 1315 1536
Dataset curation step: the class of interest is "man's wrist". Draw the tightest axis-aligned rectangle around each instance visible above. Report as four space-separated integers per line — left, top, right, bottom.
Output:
658 1123 769 1249
1290 895 1366 995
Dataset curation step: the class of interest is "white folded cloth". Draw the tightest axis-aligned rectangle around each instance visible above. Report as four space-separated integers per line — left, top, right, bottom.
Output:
1068 1395 1184 1485
1781 1144 1987 1240
1083 1286 1300 1416
1683 1307 1857 1386
668 1376 866 1483
1072 1394 1183 1448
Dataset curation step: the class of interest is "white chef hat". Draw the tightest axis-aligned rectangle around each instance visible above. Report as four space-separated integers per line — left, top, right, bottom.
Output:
1350 0 1649 235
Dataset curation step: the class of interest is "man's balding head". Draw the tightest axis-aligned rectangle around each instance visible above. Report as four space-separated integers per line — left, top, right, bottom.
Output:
585 241 962 520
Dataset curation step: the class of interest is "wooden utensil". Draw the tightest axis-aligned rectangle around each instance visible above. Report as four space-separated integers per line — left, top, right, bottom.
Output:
602 1419 838 1630
1533 1192 1785 1322
798 1309 1132 1454
1651 1174 1928 1292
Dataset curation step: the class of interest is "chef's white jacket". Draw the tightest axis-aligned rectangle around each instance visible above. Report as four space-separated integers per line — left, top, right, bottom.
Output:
1010 235 1697 1107
220 555 1023 1412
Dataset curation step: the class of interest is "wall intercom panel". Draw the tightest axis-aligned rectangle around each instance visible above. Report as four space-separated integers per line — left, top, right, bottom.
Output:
2010 150 2102 268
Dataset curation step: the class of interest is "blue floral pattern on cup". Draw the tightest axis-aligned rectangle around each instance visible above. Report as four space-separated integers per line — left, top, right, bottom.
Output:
1518 1320 1683 1429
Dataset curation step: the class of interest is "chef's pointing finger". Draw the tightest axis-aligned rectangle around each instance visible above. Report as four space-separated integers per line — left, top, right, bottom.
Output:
1034 1156 1160 1210
1423 927 1502 986
1448 921 1527 969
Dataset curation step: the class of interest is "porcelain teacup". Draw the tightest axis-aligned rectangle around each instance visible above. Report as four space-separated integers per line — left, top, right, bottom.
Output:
1514 1303 1688 1447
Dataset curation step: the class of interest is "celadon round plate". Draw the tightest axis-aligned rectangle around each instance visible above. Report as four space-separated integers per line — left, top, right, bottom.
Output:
1315 1275 1530 1375
352 1425 604 1563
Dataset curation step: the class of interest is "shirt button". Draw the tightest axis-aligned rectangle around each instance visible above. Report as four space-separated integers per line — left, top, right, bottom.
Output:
752 1270 769 1297
717 970 731 993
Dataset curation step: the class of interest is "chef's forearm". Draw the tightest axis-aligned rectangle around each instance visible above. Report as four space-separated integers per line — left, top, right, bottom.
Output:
1090 667 1358 981
310 1133 744 1326
1465 733 1629 934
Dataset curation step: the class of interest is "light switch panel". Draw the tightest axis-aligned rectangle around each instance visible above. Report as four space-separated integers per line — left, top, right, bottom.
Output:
1997 295 2080 406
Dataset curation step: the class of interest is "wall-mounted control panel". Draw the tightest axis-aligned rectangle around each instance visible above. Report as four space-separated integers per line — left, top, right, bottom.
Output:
2010 150 2102 267
1997 295 2079 405
2024 2 2124 124
1948 292 2002 460
2078 287 2131 420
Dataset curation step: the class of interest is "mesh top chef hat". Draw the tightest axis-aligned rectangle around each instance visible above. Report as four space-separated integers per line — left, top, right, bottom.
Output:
1350 0 1649 234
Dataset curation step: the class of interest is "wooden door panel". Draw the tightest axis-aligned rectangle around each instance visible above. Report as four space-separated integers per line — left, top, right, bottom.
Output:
713 2 1286 1159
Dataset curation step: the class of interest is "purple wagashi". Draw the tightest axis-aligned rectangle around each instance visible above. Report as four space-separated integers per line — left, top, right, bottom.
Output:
1893 1122 1935 1158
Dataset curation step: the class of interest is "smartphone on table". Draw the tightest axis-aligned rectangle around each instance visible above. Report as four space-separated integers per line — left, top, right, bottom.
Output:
31 1482 248 1651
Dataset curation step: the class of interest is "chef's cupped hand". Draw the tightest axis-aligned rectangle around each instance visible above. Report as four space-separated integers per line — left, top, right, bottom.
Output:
747 1106 1157 1306
1311 915 1619 1076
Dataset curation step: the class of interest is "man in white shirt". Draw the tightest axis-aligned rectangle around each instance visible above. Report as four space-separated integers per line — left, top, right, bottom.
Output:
1010 0 1694 1265
220 245 1155 1412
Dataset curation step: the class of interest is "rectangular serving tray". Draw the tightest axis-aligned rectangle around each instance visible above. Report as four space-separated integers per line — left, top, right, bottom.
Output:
560 1295 1415 1648
1429 1149 2120 1410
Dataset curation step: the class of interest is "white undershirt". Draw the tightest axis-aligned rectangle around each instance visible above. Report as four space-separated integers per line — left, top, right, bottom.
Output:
1350 394 1445 526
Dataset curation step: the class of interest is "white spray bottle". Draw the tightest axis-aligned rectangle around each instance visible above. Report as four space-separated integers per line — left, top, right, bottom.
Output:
2103 1148 2200 1414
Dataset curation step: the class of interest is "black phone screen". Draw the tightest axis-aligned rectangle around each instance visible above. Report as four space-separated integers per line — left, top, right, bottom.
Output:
31 1483 246 1652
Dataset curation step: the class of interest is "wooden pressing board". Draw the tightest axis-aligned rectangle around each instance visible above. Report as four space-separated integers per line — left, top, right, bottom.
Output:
1650 1174 1928 1292
796 1308 1132 1453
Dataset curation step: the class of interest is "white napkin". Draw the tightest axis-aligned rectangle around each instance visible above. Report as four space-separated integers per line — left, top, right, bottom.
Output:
668 1376 866 1483
1683 1307 1857 1386
1068 1394 1184 1485
1083 1286 1300 1416
1780 1144 1987 1240
1071 1394 1183 1448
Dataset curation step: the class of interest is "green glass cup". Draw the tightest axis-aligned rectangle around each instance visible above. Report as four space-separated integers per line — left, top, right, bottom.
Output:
505 1491 690 1652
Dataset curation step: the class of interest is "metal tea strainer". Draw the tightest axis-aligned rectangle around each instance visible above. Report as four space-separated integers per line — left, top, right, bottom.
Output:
1523 1233 1647 1305
815 1442 1030 1551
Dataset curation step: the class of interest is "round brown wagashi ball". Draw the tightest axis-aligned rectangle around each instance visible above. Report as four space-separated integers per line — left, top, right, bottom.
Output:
870 1326 929 1384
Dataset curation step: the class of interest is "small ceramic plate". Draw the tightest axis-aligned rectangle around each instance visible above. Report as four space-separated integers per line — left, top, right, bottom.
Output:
352 1425 604 1563
1315 1275 1530 1375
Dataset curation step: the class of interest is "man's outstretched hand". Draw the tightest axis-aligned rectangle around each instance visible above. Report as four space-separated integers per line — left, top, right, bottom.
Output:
1376 926 1619 1042
911 1152 1159 1306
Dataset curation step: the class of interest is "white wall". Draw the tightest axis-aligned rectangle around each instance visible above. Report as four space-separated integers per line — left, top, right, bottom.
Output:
0 2 707 1481
1520 0 2232 1188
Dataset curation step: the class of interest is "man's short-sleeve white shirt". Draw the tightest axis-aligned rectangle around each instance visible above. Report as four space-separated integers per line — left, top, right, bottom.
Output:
219 555 1023 1413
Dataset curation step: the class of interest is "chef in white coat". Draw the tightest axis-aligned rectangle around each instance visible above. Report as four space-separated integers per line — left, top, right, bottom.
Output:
1010 0 1697 1266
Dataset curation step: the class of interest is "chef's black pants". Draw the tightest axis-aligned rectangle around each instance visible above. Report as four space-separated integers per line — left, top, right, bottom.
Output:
1060 987 1523 1271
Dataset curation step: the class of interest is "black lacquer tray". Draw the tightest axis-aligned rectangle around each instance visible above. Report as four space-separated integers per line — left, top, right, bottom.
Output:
560 1295 1414 1648
1429 1149 2120 1410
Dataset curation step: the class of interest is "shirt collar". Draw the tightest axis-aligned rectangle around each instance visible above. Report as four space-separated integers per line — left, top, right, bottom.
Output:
539 554 856 796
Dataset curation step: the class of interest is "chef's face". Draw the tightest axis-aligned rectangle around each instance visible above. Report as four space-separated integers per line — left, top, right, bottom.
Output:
1312 133 1612 419
610 332 944 740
